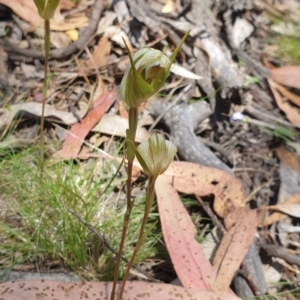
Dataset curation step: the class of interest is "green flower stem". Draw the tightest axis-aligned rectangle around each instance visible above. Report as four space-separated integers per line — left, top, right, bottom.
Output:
128 107 138 147
117 176 156 300
112 31 188 300
110 198 134 300
40 19 50 178
110 107 138 300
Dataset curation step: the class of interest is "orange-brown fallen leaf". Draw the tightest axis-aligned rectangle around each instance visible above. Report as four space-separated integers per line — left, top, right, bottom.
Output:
263 195 300 226
212 208 257 292
275 146 300 171
79 36 112 69
59 90 116 159
0 0 74 27
155 175 217 291
271 66 300 89
0 279 242 300
274 82 300 107
164 161 246 218
154 161 248 295
268 200 300 219
269 79 300 128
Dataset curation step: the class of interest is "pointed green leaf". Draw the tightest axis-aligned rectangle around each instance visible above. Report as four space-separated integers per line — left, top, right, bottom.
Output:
168 30 190 72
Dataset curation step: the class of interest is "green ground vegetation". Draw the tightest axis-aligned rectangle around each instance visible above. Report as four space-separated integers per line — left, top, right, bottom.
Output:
0 145 160 281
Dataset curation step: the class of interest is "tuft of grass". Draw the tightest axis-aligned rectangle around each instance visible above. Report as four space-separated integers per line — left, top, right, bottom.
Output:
267 16 300 64
0 146 160 281
276 35 300 64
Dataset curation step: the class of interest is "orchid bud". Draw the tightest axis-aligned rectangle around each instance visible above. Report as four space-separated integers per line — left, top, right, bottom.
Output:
120 31 189 108
135 133 177 178
33 0 60 20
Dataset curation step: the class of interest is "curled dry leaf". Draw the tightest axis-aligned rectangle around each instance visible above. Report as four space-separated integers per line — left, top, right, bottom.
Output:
268 202 300 219
275 146 300 171
164 161 246 218
268 79 300 128
212 208 258 292
263 194 300 226
274 82 300 107
0 279 242 300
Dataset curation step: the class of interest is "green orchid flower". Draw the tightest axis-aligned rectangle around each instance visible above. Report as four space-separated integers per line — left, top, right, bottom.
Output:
120 31 189 108
135 133 177 178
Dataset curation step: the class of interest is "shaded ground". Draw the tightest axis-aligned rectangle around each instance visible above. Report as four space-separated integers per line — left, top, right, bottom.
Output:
0 0 300 299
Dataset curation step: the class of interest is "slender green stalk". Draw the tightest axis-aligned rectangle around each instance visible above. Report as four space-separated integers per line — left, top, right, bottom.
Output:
113 31 187 300
110 198 133 300
40 19 50 177
110 107 138 300
117 176 156 300
128 107 138 144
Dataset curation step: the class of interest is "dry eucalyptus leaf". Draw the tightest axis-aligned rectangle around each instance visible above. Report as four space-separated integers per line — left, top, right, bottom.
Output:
59 91 116 159
0 102 87 133
79 36 111 69
0 0 74 27
0 280 242 300
164 161 246 218
275 146 300 171
274 82 300 107
269 79 300 128
92 114 150 143
263 194 300 226
271 66 300 89
212 208 257 292
50 16 89 31
269 203 300 218
155 175 217 290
